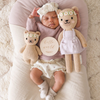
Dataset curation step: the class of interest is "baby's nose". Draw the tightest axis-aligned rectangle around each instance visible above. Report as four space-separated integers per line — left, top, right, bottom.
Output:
49 18 53 21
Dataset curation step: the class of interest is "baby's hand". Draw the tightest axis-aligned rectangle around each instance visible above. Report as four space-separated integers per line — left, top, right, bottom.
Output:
29 7 40 18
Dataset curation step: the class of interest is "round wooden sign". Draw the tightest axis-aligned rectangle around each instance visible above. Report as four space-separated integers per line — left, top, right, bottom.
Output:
40 37 59 56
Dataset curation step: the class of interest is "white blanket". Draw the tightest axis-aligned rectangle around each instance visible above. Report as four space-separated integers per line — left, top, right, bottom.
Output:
0 0 100 100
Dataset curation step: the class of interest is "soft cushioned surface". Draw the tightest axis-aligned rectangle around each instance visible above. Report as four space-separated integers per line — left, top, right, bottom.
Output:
8 0 90 100
8 24 91 100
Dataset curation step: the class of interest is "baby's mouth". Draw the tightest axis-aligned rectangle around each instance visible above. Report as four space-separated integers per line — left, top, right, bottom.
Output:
49 23 55 27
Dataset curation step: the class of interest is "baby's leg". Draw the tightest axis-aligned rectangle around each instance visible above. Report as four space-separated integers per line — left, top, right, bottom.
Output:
30 68 43 85
52 71 65 93
46 71 65 100
30 68 49 99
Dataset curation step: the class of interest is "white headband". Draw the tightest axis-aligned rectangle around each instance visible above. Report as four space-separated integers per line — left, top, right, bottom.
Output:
37 2 58 20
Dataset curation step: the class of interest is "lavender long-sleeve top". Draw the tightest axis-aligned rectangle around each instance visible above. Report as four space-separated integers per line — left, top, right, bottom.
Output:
26 18 64 60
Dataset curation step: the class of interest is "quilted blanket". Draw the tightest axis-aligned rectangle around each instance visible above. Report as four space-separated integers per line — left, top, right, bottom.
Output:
0 0 100 100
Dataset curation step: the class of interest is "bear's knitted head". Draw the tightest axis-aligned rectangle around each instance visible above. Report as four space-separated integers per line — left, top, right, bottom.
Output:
57 6 79 30
24 31 40 45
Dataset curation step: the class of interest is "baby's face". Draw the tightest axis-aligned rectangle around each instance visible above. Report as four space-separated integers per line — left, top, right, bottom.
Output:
41 11 59 29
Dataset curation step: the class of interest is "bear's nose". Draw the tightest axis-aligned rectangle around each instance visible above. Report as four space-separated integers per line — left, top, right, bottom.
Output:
30 40 32 43
65 20 68 22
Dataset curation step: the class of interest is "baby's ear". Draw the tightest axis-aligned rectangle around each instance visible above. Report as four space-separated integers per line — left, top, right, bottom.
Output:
24 30 28 33
72 6 78 12
57 9 61 15
36 31 40 36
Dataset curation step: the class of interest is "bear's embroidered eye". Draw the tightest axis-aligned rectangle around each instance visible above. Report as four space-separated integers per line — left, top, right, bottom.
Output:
61 19 63 21
26 38 28 40
71 17 73 19
34 39 36 41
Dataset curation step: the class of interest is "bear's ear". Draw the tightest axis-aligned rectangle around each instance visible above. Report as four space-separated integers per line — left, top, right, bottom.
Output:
36 31 40 36
57 9 61 15
24 30 28 33
72 6 81 28
72 6 78 12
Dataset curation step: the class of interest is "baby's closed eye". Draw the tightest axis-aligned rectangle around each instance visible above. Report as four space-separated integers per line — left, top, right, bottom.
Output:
52 16 57 18
43 17 48 20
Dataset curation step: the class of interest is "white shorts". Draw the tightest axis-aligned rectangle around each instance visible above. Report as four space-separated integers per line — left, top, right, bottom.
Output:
30 58 66 78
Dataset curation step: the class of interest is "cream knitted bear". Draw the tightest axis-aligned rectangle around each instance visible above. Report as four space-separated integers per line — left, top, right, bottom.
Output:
20 30 42 65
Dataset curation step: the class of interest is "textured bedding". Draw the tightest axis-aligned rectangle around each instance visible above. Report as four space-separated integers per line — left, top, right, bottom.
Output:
0 0 100 100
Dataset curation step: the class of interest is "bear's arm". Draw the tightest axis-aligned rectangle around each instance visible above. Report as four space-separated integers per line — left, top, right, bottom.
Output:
20 45 26 53
75 29 87 47
35 46 42 55
58 31 63 45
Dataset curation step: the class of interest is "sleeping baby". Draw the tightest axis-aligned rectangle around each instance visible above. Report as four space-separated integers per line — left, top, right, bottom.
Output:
26 2 80 100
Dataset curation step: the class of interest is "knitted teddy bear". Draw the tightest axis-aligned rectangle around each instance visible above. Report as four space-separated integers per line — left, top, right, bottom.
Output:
20 30 42 65
57 6 87 73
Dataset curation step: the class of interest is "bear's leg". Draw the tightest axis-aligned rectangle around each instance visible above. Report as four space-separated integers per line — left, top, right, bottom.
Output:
24 59 31 65
31 59 38 65
73 53 81 72
65 54 73 73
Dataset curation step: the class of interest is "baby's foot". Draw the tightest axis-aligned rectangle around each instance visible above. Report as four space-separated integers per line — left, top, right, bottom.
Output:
38 81 48 99
46 88 57 100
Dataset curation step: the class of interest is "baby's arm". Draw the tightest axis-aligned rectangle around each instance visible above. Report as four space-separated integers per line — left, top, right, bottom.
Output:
35 46 42 56
26 17 38 31
26 8 40 31
75 29 87 47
